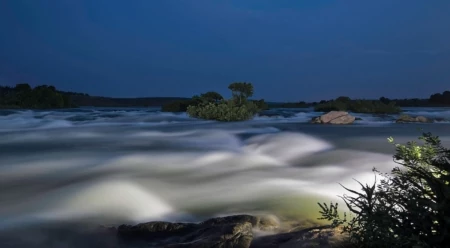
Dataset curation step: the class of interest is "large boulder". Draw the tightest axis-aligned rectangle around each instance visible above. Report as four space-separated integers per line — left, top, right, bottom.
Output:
396 114 431 123
116 214 279 248
312 111 356 124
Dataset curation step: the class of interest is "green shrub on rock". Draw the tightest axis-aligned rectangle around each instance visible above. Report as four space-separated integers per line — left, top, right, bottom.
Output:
318 133 450 247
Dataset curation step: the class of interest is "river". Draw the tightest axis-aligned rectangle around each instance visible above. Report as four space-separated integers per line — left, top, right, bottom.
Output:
0 107 449 246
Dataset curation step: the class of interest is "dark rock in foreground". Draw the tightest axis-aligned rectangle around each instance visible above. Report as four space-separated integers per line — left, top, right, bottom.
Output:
114 215 345 248
0 215 346 248
116 215 277 248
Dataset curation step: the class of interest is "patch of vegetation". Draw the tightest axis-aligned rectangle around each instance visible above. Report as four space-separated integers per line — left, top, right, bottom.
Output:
268 101 310 108
161 99 193 112
314 96 401 114
187 82 263 121
318 132 450 247
0 84 74 109
429 90 450 105
251 99 269 110
161 92 222 112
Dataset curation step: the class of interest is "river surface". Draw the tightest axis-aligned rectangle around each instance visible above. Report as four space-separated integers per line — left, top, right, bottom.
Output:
0 107 450 246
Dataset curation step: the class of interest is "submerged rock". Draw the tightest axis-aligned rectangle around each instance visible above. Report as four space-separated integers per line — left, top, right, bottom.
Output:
395 114 432 123
311 111 356 124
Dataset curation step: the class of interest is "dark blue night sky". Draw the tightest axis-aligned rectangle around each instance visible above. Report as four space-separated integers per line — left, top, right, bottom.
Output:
1 0 449 101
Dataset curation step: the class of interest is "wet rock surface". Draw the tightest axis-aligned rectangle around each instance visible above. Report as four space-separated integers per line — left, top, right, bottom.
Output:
395 114 432 123
312 111 356 125
0 215 347 248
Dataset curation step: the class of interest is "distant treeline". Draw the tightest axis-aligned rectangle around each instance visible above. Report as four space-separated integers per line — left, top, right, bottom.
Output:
0 84 73 109
267 101 311 108
273 90 450 108
1 83 449 109
69 95 190 107
0 83 190 109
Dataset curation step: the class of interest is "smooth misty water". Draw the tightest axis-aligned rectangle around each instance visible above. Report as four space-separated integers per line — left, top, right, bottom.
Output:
0 107 450 246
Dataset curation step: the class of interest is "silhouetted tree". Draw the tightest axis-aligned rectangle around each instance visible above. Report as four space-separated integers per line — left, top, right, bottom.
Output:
429 90 450 105
335 96 351 103
200 91 224 103
228 82 254 105
379 96 390 104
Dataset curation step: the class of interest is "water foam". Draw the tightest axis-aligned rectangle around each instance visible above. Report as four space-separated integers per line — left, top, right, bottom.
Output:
244 132 334 163
34 179 174 224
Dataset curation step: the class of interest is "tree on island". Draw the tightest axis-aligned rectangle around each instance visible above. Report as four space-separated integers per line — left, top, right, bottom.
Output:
187 82 263 121
228 82 254 105
199 91 224 103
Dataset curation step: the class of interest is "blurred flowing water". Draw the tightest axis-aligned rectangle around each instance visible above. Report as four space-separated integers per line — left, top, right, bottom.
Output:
0 107 449 246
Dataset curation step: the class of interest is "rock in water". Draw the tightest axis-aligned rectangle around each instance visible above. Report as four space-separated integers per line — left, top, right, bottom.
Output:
311 111 356 124
116 214 279 248
395 114 431 123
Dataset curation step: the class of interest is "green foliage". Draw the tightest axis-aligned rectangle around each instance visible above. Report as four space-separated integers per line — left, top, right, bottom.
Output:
200 91 224 103
429 91 450 105
187 82 262 121
187 101 258 122
314 100 348 112
252 99 269 110
228 82 254 105
0 84 73 109
318 133 450 248
335 96 351 103
314 97 401 114
161 92 223 112
269 101 310 108
161 100 192 112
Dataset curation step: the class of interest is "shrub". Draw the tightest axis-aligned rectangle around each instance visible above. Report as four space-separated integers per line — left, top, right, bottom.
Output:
186 82 263 121
187 101 258 122
314 101 348 112
161 100 192 112
252 99 269 110
314 97 401 114
318 133 450 247
161 92 223 112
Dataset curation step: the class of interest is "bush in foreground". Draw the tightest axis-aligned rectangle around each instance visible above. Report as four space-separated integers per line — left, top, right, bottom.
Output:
314 97 401 114
318 133 450 247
